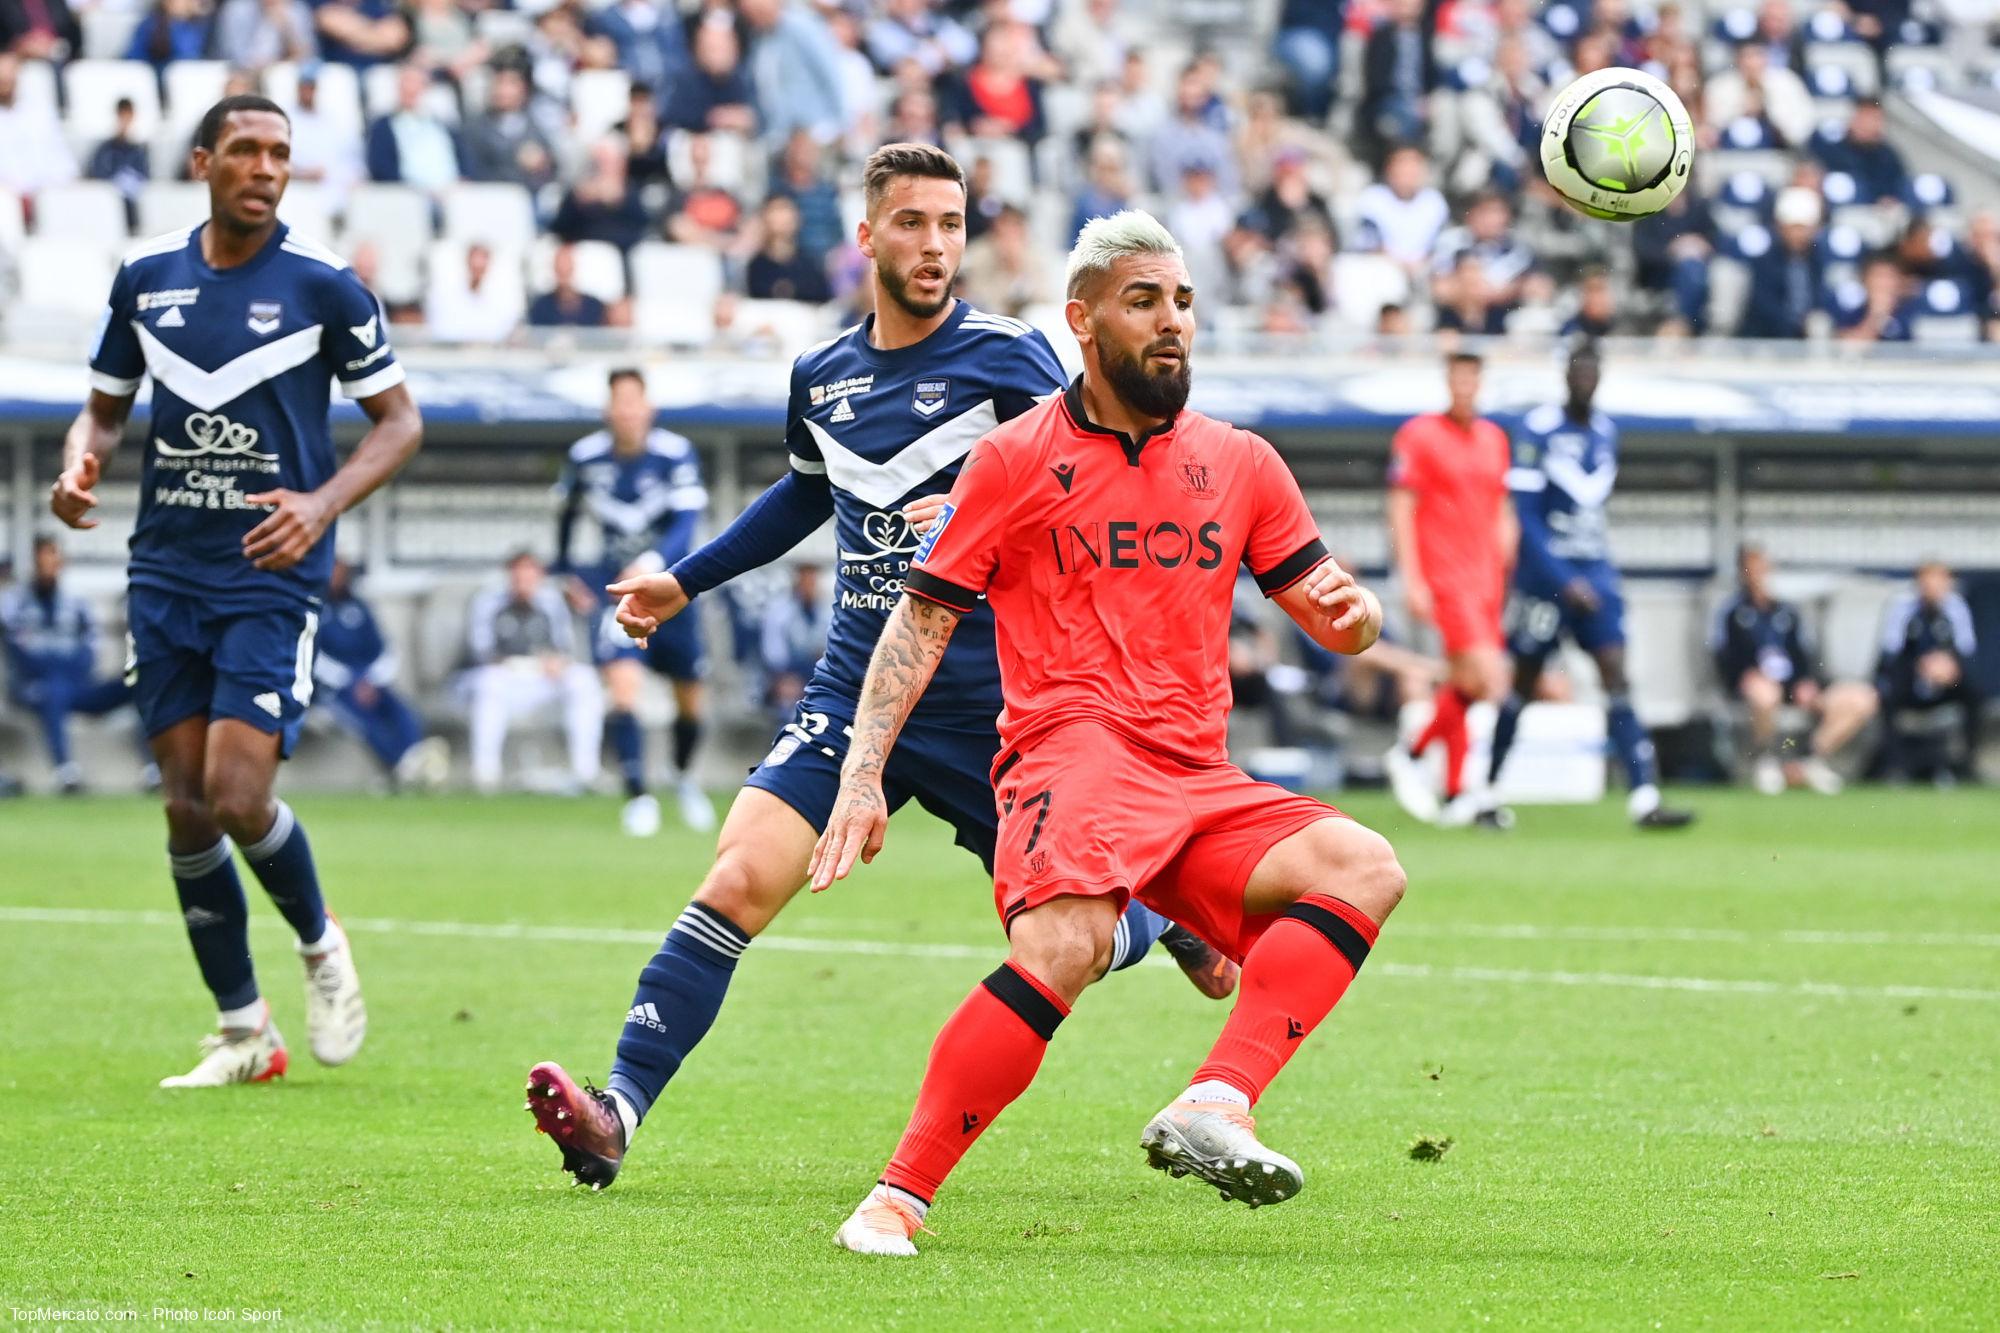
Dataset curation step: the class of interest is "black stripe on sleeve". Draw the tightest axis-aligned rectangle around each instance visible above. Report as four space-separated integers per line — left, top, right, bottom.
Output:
1254 539 1330 596
981 963 1066 1041
1281 900 1372 971
904 567 981 613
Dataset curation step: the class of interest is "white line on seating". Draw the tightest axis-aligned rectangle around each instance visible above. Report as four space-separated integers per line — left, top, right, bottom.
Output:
4 906 1996 1003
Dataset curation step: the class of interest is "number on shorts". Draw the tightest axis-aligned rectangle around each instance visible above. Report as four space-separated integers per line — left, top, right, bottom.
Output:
1021 790 1054 854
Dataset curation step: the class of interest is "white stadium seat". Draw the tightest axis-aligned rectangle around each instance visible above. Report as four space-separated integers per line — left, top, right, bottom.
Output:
569 69 631 142
631 242 722 346
363 64 460 124
440 181 537 249
0 188 26 258
136 181 210 236
339 184 433 304
423 239 527 337
277 183 336 244
265 62 365 141
528 236 626 303
81 6 143 59
730 299 826 359
17 238 118 318
31 182 129 245
162 61 229 141
62 59 161 147
12 57 60 123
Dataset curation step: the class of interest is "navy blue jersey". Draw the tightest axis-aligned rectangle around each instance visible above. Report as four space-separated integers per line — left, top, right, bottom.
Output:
554 427 707 590
312 589 393 692
1507 402 1619 598
786 302 1066 717
1711 592 1818 688
1876 590 1977 700
88 223 402 612
0 582 97 678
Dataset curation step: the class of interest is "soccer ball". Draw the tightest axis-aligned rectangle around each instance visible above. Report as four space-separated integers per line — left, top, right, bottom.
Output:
1540 66 1693 221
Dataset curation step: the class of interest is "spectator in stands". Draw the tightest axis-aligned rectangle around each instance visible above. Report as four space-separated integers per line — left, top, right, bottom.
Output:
664 133 745 250
1704 41 1812 149
349 240 421 323
1359 0 1435 167
1051 0 1136 88
1168 162 1238 299
1711 543 1878 796
760 563 830 718
666 15 758 134
464 551 604 795
1113 48 1167 143
127 0 213 72
819 4 881 149
865 0 974 78
314 559 448 791
770 130 844 260
283 64 362 200
312 0 408 70
885 85 942 146
1875 560 1982 783
465 64 559 192
961 153 1008 242
0 53 75 200
1431 190 1534 331
407 0 487 83
1273 0 1344 123
1241 146 1332 245
215 0 316 68
1149 62 1238 198
739 0 846 146
366 64 467 190
528 242 609 328
745 194 831 302
425 241 522 343
1456 33 1543 196
957 202 1050 318
1737 188 1826 339
0 0 79 61
550 137 649 253
1813 99 1909 205
87 97 151 230
1966 211 2000 341
938 18 1045 147
1560 267 1620 338
0 536 140 795
532 1 617 101
1354 144 1449 279
1632 185 1717 336
1836 0 1910 58
1069 80 1129 163
1069 138 1134 245
587 0 688 95
1831 251 1915 343
618 85 671 192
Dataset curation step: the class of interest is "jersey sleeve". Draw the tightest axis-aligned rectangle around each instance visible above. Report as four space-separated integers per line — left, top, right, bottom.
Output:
1506 425 1580 591
992 329 1068 423
88 264 145 396
783 359 825 480
325 268 405 400
904 436 1011 613
1385 420 1428 491
1243 433 1328 597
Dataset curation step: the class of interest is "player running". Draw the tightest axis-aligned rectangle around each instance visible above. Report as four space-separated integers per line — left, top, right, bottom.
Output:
522 146 1229 1190
554 368 713 837
1382 352 1516 826
812 211 1406 1255
49 95 423 1086
1481 343 1695 830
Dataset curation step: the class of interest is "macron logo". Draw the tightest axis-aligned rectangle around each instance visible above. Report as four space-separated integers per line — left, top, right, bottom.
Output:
1050 462 1075 493
253 692 283 718
350 316 378 349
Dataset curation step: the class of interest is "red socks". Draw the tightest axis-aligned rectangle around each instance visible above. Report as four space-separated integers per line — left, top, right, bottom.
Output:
1411 684 1473 798
881 963 1069 1203
1190 895 1378 1104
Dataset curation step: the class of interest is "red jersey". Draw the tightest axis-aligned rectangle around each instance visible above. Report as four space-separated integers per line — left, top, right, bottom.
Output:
906 380 1325 764
1388 411 1509 593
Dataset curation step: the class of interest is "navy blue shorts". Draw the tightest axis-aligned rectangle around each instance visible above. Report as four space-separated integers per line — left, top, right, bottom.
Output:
591 602 705 681
744 683 1002 871
1506 569 1626 659
126 587 317 757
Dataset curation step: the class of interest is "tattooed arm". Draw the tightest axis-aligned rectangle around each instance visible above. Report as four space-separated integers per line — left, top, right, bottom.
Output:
808 593 964 891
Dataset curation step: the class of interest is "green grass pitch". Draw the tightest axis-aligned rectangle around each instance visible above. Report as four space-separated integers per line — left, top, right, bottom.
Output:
3 789 1997 1328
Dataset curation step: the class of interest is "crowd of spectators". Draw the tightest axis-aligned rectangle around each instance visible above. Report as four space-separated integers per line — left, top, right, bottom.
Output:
3 0 2000 351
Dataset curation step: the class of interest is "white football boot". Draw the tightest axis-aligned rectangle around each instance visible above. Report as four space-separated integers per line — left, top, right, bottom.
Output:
159 1005 288 1088
1141 1100 1304 1209
833 1187 927 1257
620 792 662 838
1800 757 1844 795
299 916 367 1066
1383 745 1440 823
676 776 717 833
1752 755 1785 795
394 736 451 791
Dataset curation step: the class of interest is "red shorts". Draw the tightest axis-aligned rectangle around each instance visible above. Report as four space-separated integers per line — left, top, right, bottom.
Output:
1428 575 1504 656
990 721 1343 963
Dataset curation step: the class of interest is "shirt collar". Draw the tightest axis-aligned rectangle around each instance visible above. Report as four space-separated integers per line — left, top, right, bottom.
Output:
1060 374 1178 467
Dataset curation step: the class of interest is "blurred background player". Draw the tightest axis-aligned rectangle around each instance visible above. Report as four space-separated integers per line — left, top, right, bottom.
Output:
313 558 447 791
1484 344 1696 831
1383 352 1516 825
464 551 603 796
50 94 421 1087
0 534 145 794
1874 560 1981 785
759 562 830 720
554 367 712 837
1712 544 1879 795
522 146 1218 1193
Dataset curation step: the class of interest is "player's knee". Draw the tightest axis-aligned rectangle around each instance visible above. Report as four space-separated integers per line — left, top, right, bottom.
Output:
694 852 784 936
203 782 273 842
1010 904 1116 999
1327 826 1406 923
160 794 214 840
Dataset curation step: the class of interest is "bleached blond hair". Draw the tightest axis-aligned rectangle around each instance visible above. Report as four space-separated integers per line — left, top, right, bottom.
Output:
1065 209 1184 300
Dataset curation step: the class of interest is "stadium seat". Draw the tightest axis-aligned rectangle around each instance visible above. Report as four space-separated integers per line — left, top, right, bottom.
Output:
667 129 753 195
631 242 722 346
62 60 161 149
1828 204 1897 249
16 238 117 318
0 188 25 258
136 181 210 236
951 136 1033 205
1886 47 1963 93
1804 42 1880 98
80 5 142 59
441 182 538 249
278 183 337 244
363 64 460 124
31 182 128 245
424 240 528 329
340 184 433 302
731 299 828 359
474 7 533 48
1700 149 1790 193
569 69 632 143
527 236 626 303
265 62 365 141
162 61 229 142
11 57 59 123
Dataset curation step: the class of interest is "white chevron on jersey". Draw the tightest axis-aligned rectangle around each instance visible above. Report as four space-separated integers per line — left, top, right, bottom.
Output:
804 400 999 509
134 322 326 412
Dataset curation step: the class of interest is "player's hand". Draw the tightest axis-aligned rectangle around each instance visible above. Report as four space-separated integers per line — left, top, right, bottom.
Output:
902 493 950 537
605 571 690 647
1404 578 1434 626
241 488 335 571
808 775 888 892
1560 577 1602 615
50 454 102 529
1304 561 1373 631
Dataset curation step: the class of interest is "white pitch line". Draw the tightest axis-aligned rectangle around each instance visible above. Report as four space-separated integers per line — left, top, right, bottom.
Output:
1393 923 2000 949
4 906 1997 1003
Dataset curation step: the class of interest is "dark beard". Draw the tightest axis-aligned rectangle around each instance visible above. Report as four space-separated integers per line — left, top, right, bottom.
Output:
877 257 955 320
1102 339 1191 421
